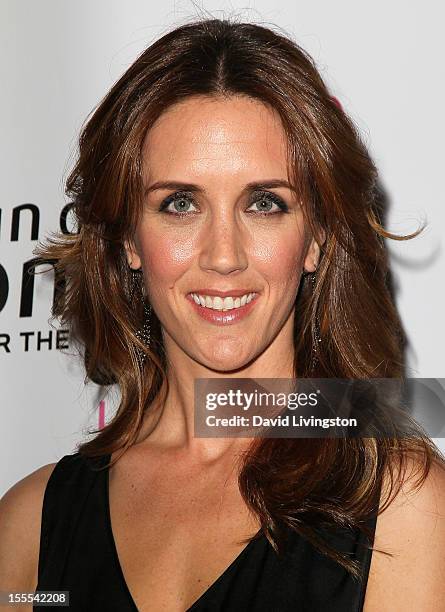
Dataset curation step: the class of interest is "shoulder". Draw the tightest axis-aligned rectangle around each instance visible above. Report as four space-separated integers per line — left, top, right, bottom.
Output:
0 461 58 593
364 451 445 611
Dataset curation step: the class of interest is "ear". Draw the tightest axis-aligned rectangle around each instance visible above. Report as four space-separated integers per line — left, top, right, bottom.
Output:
124 238 142 270
303 229 326 273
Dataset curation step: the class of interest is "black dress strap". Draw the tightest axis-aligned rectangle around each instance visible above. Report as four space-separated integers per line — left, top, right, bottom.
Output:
35 452 109 610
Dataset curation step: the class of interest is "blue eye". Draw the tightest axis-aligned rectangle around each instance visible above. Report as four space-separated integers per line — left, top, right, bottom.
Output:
246 191 289 215
159 191 198 215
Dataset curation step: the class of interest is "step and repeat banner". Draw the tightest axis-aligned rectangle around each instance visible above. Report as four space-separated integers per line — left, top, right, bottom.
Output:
1 0 444 493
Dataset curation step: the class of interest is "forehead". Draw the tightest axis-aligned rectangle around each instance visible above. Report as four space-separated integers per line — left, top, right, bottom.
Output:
141 95 289 181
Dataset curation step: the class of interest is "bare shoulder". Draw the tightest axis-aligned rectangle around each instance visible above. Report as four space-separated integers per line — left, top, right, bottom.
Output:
0 462 58 595
364 452 445 611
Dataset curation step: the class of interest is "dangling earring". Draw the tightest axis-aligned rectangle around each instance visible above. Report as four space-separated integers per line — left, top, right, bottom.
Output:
310 268 322 373
130 268 152 366
135 301 152 365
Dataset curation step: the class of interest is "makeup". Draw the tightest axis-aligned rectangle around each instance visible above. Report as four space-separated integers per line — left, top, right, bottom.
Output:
185 292 259 325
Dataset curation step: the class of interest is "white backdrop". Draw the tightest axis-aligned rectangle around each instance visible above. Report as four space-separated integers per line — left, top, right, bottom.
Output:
1 0 444 494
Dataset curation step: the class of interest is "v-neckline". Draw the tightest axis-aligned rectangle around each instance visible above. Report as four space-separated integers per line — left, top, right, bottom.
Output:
103 454 264 611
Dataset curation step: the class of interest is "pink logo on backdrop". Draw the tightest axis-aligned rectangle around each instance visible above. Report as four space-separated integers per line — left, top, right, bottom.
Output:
98 400 106 430
330 95 343 111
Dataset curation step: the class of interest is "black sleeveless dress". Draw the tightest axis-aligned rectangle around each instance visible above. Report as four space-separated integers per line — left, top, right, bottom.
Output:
35 452 378 611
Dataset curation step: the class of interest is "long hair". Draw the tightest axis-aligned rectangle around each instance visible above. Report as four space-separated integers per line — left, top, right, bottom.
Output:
35 18 444 579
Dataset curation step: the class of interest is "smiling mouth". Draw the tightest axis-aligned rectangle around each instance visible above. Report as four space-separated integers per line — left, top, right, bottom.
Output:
185 291 260 325
188 291 258 311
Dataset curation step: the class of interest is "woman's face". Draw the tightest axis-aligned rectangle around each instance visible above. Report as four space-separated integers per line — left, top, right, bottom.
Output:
126 95 320 372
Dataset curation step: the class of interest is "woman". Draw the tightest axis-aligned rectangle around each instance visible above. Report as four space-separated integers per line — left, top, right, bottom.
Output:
1 18 445 612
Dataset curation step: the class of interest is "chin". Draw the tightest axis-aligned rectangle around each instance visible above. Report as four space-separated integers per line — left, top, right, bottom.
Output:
203 359 251 374
197 344 257 373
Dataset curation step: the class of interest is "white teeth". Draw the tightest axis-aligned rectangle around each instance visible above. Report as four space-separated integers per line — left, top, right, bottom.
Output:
213 296 223 310
223 297 234 310
190 292 257 311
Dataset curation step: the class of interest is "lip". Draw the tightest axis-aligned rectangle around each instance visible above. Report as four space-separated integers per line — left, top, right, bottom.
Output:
189 288 258 298
186 292 259 326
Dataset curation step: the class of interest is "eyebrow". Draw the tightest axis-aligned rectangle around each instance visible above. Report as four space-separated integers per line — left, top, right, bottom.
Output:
144 179 294 196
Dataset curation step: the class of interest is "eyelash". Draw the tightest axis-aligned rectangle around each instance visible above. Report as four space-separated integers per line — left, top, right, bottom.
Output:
158 190 289 217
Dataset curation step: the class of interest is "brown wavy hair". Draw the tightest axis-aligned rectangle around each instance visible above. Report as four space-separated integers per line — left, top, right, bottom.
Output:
35 18 444 580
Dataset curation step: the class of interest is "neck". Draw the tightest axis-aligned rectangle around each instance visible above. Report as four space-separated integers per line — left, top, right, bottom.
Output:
135 321 296 461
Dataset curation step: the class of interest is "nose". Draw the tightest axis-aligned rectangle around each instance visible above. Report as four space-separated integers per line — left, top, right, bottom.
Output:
198 210 248 275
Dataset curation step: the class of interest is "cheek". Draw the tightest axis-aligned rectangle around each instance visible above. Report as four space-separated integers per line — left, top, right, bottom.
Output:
251 229 305 287
139 230 195 281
